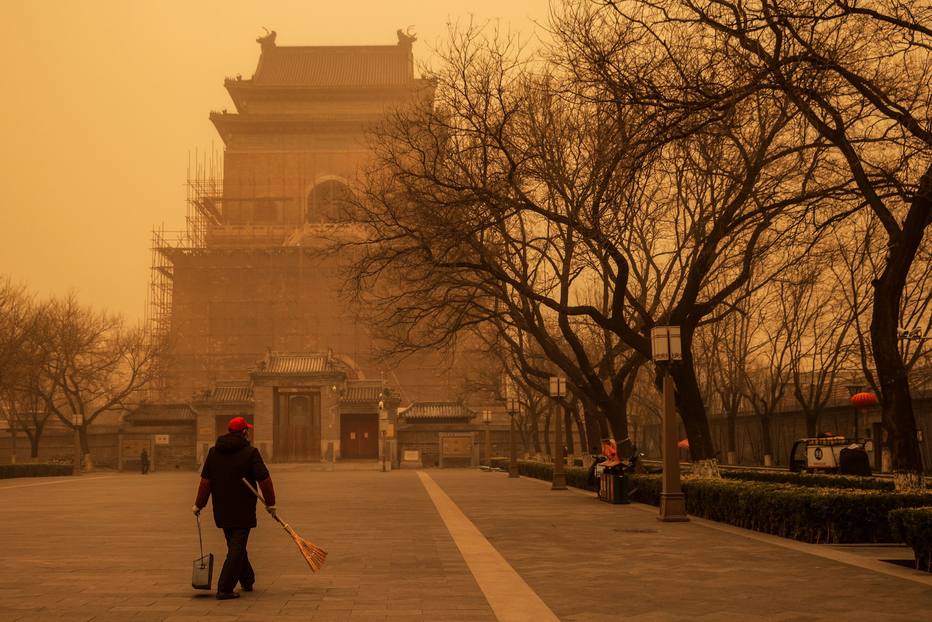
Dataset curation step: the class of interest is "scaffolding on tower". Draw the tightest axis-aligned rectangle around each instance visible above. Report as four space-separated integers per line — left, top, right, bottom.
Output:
145 148 223 394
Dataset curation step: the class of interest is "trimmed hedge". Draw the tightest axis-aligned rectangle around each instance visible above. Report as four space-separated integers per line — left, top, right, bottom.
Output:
0 463 73 479
720 469 896 490
506 459 932 544
889 507 932 571
493 457 901 490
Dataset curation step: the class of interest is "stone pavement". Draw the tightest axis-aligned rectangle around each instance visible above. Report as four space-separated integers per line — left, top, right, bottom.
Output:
1 468 931 621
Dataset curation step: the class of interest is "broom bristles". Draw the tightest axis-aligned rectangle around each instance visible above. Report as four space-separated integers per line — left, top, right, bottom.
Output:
282 523 328 573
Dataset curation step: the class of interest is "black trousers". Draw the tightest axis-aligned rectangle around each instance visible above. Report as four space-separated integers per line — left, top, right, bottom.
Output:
218 528 255 593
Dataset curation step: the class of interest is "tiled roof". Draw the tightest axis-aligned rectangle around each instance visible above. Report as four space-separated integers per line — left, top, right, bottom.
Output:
209 385 253 403
342 382 384 403
126 403 197 422
253 45 413 87
399 402 474 421
261 353 331 375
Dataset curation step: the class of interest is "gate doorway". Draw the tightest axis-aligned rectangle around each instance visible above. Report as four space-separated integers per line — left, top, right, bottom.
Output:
274 391 321 462
341 413 379 459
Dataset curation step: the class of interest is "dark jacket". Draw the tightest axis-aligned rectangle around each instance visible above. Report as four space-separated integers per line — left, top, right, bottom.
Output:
200 433 271 529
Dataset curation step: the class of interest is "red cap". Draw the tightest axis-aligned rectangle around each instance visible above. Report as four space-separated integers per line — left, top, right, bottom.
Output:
228 416 253 432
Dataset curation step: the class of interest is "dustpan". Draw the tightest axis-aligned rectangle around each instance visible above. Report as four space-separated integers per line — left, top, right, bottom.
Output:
192 514 214 590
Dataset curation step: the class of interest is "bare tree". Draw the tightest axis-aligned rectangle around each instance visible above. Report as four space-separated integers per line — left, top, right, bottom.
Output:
0 279 52 460
343 25 658 447
782 257 857 437
739 287 794 466
590 0 932 488
37 295 161 470
346 21 839 479
695 296 752 465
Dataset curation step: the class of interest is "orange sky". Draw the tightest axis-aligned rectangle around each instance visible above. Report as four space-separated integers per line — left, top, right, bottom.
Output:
0 1 549 323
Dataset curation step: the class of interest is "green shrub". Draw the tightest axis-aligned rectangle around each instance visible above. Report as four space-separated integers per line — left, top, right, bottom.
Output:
720 469 895 490
508 459 932 544
682 479 932 543
889 507 932 571
0 463 73 479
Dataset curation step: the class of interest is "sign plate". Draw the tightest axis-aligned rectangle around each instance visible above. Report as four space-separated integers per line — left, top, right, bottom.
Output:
441 436 473 458
155 434 170 445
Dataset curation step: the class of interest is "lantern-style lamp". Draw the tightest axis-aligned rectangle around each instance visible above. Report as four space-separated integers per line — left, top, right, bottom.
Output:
850 392 879 408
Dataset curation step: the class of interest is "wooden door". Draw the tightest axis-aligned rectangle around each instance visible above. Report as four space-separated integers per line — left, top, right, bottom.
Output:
275 392 321 462
341 413 379 459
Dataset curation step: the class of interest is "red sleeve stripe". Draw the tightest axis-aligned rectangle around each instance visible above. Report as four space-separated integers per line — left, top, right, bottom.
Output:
258 477 276 507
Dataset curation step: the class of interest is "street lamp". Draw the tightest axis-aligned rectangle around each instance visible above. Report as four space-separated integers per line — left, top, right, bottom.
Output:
506 396 520 478
651 326 688 522
549 376 567 491
481 410 493 469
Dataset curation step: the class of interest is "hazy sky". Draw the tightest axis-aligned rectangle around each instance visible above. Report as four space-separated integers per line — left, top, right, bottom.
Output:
0 1 550 323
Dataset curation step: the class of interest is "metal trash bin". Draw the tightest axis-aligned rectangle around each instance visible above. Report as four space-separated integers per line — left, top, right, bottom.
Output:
598 473 631 504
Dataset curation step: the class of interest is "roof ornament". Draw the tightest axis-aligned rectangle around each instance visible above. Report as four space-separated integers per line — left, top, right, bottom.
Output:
257 27 277 52
397 26 417 47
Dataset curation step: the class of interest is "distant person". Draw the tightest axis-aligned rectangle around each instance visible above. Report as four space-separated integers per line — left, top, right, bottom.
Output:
140 448 149 475
192 417 276 601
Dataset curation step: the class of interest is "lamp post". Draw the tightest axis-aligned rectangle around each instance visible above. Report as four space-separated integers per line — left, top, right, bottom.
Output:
72 413 83 476
506 396 520 478
379 398 388 473
481 410 493 469
549 376 567 490
651 326 688 522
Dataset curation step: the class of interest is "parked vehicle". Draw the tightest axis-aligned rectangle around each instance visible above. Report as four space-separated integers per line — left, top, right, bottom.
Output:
789 436 872 475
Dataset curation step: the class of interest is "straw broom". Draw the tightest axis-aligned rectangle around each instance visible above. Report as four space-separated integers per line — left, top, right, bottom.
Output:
242 478 327 572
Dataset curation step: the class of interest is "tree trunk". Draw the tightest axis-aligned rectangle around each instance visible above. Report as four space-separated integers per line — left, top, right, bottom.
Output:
871 166 932 491
804 406 818 438
871 164 932 490
760 414 773 467
873 288 925 488
573 411 587 455
603 401 630 443
583 409 602 453
563 407 574 455
671 357 719 476
726 411 737 465
78 425 94 471
530 416 542 454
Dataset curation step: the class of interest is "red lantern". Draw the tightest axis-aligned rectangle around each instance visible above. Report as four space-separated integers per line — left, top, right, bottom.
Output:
677 439 690 449
850 392 879 408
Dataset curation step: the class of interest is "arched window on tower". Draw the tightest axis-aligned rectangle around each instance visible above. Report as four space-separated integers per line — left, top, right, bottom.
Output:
306 179 354 224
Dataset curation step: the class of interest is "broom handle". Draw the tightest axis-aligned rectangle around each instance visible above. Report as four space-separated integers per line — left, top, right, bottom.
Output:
241 477 287 528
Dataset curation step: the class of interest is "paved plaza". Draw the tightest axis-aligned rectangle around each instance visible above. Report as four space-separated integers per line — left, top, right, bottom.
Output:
2 467 932 621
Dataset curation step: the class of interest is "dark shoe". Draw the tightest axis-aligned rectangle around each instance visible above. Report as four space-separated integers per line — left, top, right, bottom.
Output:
241 584 253 592
216 592 240 600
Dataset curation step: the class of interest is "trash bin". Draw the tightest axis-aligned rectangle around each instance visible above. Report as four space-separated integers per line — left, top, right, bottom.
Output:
598 473 631 504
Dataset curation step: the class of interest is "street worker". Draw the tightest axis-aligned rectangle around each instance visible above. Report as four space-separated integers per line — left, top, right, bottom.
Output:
140 448 149 475
192 416 276 600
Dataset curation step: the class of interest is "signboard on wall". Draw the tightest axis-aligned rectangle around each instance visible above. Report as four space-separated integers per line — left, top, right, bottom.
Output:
155 434 170 445
441 435 473 458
